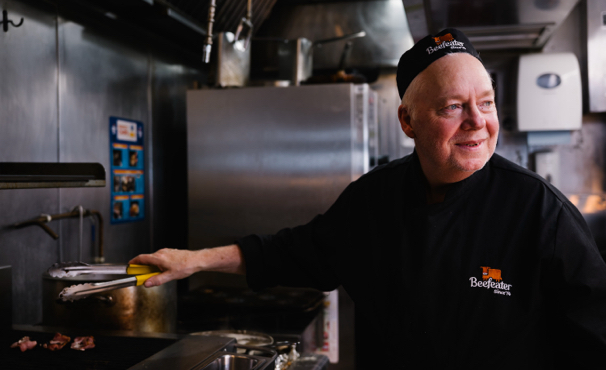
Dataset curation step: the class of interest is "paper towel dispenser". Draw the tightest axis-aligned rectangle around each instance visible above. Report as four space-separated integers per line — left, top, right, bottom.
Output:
517 52 582 132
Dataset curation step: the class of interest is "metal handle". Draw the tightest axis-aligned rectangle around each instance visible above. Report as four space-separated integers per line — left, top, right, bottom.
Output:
233 345 277 370
234 344 277 357
92 294 115 306
313 31 366 47
56 294 115 306
126 264 160 275
135 272 160 286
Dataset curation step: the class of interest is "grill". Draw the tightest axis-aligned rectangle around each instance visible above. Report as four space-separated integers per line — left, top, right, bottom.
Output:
3 329 177 370
178 286 324 333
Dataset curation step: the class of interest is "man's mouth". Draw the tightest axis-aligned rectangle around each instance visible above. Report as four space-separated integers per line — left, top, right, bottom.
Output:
456 140 484 148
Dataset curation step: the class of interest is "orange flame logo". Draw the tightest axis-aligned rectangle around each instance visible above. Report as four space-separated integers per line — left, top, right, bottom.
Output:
480 266 502 282
433 33 455 45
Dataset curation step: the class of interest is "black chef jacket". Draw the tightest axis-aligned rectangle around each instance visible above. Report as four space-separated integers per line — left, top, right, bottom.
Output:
238 152 606 369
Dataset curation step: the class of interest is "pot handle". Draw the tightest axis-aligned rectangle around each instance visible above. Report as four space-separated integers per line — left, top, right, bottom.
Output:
234 344 277 359
55 294 115 306
92 294 115 306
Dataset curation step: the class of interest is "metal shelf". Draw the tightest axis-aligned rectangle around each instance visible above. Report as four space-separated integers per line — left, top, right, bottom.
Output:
0 163 106 189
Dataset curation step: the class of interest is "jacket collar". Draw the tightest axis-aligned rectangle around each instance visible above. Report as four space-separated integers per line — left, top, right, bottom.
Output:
407 150 490 207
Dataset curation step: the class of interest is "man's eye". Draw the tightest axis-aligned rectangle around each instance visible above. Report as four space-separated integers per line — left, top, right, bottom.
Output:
446 104 458 110
481 101 494 107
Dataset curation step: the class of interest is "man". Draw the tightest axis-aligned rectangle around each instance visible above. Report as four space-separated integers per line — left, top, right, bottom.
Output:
131 29 606 367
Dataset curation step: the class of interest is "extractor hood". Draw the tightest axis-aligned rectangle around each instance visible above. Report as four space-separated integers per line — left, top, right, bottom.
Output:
403 0 581 50
49 0 278 59
0 163 106 189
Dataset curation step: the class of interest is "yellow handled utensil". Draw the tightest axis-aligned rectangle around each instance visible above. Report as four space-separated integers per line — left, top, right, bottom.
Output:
48 262 160 278
58 272 161 301
135 272 161 286
127 264 160 275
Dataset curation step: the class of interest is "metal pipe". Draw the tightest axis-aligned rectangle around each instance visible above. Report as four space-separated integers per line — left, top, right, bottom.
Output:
13 208 105 262
233 0 253 51
202 0 217 64
89 210 105 263
75 206 83 262
13 215 60 239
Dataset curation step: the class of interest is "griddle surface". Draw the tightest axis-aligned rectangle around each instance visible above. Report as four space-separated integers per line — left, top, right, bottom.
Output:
2 330 176 370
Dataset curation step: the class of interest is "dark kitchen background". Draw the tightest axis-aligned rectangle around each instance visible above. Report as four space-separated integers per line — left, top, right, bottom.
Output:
1 0 606 369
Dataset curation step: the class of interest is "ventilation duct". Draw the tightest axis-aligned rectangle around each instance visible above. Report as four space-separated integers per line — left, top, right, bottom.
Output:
403 0 581 50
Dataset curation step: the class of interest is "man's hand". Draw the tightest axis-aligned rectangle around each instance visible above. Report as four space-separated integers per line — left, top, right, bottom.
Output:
129 245 246 288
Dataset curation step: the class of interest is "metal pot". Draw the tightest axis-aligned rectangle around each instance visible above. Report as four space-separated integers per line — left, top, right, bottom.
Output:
276 31 366 86
42 271 176 333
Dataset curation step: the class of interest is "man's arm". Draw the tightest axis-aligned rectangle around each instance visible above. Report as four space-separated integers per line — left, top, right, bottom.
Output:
128 244 246 287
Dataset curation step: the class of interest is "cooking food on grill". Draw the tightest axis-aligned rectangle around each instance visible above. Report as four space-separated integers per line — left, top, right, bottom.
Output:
10 336 37 352
71 336 95 351
41 333 71 351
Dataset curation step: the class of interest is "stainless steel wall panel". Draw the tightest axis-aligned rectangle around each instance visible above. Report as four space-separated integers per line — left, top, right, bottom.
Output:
0 0 204 326
351 84 370 178
559 116 606 194
370 72 413 162
187 84 357 250
586 0 606 112
0 1 58 163
187 84 362 369
0 0 60 325
0 189 61 323
150 60 204 255
57 19 152 264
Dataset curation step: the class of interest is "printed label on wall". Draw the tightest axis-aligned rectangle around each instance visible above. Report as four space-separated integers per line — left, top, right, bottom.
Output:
317 289 339 363
110 117 145 224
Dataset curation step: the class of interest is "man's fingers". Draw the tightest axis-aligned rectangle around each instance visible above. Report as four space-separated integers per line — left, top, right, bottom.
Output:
143 272 168 287
129 255 146 265
129 254 158 266
130 249 175 266
130 248 191 288
143 276 159 287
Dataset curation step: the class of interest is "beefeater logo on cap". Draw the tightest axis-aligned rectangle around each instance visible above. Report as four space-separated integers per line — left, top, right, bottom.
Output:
396 28 483 99
426 35 466 55
433 33 454 45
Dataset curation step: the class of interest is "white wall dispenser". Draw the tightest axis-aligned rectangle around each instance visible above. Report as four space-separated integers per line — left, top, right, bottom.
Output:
517 52 582 137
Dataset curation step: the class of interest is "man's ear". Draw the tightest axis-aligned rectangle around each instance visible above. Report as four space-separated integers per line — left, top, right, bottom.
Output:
398 105 415 139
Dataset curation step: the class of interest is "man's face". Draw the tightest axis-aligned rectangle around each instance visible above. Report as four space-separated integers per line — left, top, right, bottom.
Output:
399 53 499 186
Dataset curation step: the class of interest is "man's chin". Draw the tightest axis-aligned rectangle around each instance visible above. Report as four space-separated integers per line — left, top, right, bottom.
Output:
453 157 490 173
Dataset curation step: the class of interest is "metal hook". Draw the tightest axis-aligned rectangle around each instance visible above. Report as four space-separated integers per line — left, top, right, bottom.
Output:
1 10 24 32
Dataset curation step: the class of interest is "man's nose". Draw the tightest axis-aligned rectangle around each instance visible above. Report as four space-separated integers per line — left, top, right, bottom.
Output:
462 104 486 130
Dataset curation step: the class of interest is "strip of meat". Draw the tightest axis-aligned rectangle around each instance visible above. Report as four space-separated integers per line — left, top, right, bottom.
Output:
71 336 95 351
10 336 37 352
41 333 71 351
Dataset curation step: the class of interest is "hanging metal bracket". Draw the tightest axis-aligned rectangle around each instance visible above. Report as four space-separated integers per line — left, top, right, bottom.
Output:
1 10 23 32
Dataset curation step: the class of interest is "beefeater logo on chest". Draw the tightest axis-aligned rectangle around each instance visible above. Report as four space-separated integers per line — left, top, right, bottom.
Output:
481 266 502 281
469 266 512 296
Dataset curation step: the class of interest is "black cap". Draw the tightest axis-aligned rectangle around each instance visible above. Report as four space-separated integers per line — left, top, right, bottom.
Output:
396 28 482 99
